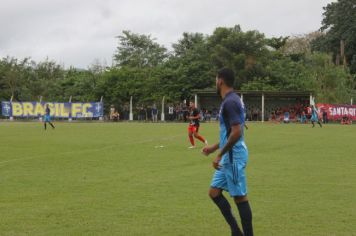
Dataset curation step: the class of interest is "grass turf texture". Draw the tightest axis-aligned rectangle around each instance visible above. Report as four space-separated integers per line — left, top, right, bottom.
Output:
0 122 355 236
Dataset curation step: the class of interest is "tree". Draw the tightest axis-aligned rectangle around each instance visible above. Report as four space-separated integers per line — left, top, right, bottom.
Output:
0 57 32 101
281 32 324 59
114 31 168 69
303 53 352 103
312 0 356 68
208 25 270 88
168 32 214 100
31 59 66 101
266 36 288 50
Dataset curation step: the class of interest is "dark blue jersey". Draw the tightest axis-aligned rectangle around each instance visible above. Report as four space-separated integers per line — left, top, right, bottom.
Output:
190 108 200 126
219 91 248 164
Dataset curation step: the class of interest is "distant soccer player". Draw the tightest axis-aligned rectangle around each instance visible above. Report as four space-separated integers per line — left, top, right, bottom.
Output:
202 68 253 236
43 104 55 130
311 105 322 128
187 102 207 148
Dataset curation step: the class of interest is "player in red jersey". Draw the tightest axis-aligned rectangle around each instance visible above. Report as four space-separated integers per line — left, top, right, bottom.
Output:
187 102 208 148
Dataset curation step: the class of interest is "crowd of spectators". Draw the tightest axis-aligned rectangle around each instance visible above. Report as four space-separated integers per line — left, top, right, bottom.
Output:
109 101 351 124
109 103 220 122
267 102 331 124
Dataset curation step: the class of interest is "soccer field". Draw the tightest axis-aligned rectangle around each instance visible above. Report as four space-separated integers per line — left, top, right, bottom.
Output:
0 122 355 236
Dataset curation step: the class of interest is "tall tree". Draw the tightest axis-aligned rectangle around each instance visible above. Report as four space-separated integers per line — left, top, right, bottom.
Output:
312 0 356 68
114 31 168 69
266 36 289 50
0 57 32 101
281 32 324 60
168 32 214 100
208 25 270 88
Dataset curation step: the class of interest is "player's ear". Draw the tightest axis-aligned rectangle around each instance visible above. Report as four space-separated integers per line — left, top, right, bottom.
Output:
218 78 223 87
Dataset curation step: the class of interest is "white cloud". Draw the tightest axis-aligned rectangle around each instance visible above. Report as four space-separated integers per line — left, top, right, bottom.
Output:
0 0 336 68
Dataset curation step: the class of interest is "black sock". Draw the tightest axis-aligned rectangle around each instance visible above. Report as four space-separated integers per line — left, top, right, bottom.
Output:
44 123 47 130
212 195 243 236
49 122 55 129
237 201 253 236
318 121 322 127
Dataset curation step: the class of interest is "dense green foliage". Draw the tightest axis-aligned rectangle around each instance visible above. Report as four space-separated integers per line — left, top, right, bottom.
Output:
0 122 355 235
310 0 356 91
311 0 356 71
1 0 355 112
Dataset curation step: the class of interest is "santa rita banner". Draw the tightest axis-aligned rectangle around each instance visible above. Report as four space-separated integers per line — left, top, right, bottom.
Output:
317 103 356 121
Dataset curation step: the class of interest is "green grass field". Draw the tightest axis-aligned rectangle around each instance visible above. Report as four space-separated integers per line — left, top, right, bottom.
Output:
0 122 355 236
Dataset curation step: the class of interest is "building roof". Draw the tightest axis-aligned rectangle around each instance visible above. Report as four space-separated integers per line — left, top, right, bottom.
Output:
193 89 312 97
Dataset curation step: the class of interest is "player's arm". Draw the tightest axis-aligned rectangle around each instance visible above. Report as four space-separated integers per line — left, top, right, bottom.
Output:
213 125 241 169
218 124 241 157
188 113 200 120
202 143 219 156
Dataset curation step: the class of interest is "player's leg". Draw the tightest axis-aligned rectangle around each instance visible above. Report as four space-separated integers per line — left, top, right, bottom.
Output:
188 125 195 147
44 115 50 130
188 131 195 147
210 170 243 236
193 131 205 143
317 119 322 127
193 126 207 144
234 196 253 236
49 122 55 129
226 160 253 236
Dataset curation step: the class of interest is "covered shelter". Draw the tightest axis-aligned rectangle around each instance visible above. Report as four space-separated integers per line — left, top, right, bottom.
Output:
193 89 313 122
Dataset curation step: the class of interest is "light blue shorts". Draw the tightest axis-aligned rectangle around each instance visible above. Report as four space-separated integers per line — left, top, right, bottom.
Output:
311 114 318 122
211 158 248 197
44 114 51 122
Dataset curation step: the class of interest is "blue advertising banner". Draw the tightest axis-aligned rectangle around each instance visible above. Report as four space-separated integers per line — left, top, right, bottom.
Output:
1 102 103 118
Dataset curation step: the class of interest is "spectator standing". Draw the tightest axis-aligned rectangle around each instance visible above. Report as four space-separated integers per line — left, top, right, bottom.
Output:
110 105 115 120
183 103 189 122
322 109 328 124
152 104 158 122
168 105 174 121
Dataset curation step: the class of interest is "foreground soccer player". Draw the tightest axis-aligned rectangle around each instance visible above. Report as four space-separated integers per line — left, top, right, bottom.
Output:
202 68 253 236
43 104 55 130
187 101 207 148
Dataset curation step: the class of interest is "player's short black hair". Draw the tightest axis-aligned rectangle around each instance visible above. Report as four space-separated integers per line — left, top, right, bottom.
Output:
217 68 235 87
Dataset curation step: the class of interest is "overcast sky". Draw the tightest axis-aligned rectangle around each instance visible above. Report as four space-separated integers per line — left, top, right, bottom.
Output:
0 0 336 68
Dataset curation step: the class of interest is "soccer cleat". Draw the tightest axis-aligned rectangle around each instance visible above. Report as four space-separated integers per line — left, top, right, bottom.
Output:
188 146 196 149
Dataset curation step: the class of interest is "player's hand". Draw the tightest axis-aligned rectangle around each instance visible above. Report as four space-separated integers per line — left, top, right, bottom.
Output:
201 146 214 156
212 155 222 170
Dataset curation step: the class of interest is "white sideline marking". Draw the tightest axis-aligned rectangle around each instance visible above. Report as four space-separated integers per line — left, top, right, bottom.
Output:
0 134 183 166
